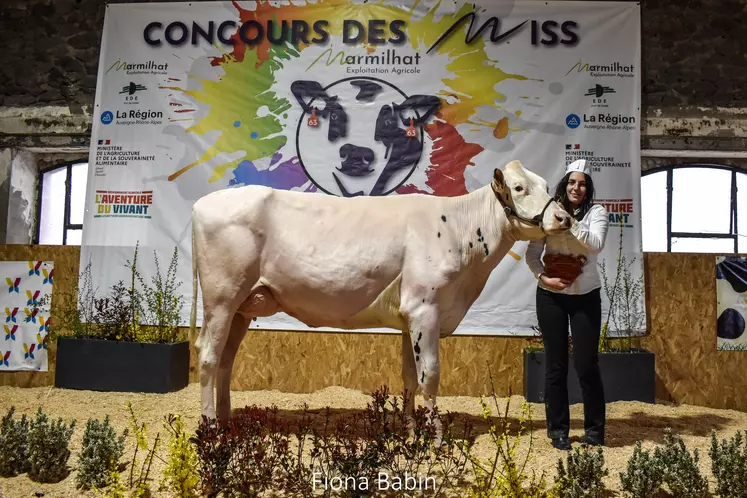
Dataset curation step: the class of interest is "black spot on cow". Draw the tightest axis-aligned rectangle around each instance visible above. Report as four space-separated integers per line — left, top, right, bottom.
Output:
718 308 745 340
477 228 482 237
416 355 420 362
422 298 425 303
441 215 447 222
484 243 489 256
350 80 383 102
469 242 473 248
438 232 441 238
421 371 425 384
414 342 420 354
417 332 422 342
716 257 747 293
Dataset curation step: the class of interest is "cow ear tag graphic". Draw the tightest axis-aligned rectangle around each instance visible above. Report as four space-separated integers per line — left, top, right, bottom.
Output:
406 118 416 138
307 108 319 127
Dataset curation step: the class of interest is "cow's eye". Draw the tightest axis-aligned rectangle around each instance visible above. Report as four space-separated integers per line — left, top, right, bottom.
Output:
514 186 524 192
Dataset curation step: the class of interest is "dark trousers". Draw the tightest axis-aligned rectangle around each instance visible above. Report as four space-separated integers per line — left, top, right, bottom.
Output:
536 286 605 440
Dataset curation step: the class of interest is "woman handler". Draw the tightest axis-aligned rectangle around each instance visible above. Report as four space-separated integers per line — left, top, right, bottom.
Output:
525 159 609 450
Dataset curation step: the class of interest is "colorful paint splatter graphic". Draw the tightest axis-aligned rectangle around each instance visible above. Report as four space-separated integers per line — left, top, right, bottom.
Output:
163 0 532 196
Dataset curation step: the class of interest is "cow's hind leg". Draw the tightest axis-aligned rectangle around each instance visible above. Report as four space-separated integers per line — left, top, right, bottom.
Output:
199 306 237 422
216 313 250 422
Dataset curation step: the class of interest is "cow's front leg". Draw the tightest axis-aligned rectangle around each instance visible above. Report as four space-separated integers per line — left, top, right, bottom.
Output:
401 330 418 433
406 305 443 446
216 314 250 422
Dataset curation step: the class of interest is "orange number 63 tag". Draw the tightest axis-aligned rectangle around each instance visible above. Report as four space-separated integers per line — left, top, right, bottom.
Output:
308 108 319 127
405 118 416 137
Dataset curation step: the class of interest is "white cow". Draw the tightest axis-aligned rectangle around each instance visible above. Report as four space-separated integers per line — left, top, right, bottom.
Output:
189 160 571 429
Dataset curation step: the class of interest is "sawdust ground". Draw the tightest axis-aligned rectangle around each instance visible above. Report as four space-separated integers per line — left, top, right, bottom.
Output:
0 383 745 497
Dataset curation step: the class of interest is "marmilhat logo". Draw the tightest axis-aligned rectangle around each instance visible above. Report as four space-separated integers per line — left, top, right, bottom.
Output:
100 111 114 125
565 114 580 129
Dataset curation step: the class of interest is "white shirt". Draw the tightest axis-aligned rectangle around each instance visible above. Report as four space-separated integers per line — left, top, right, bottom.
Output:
525 203 609 295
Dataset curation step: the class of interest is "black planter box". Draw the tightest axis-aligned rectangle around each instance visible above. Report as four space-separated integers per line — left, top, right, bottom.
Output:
55 337 190 393
523 349 656 404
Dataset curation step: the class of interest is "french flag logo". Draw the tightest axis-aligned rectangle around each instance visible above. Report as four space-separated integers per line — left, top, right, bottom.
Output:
98 139 111 145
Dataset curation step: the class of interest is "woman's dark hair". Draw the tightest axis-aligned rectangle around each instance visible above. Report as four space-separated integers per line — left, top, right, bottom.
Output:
553 172 595 220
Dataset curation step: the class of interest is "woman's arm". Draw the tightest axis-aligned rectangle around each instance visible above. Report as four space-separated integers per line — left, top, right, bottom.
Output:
525 237 546 279
570 204 609 254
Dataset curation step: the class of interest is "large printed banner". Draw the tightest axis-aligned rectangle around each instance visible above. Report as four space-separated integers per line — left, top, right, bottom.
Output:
82 0 643 336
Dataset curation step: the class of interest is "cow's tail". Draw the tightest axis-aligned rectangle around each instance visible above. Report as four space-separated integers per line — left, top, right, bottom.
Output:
189 220 198 346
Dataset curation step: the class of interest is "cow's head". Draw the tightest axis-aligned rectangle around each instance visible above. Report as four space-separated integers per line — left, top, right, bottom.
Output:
291 79 441 197
491 160 572 238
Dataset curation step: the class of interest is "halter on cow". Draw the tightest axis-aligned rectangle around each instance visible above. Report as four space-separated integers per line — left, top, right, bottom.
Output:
189 160 572 437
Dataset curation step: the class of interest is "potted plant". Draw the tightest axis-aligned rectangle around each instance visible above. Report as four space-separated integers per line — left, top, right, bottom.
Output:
523 223 656 404
46 243 190 394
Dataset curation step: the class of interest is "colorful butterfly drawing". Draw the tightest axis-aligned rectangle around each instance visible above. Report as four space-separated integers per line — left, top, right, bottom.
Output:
28 261 41 276
42 268 54 285
38 316 49 334
37 333 48 351
5 277 20 294
4 325 17 341
0 351 9 367
26 289 40 307
23 343 35 360
24 308 38 324
5 308 18 324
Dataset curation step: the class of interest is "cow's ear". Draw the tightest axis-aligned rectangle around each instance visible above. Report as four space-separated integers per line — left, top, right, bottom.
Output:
491 168 507 198
398 95 441 127
291 80 328 113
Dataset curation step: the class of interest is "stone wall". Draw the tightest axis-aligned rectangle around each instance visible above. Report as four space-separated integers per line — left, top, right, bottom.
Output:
0 0 745 111
0 0 745 243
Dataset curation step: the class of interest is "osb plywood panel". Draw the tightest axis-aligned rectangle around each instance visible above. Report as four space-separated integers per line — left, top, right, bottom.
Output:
224 330 527 397
0 244 80 388
643 252 747 412
4 245 746 414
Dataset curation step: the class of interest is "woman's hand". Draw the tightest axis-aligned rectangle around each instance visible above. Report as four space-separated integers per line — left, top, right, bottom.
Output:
540 274 573 291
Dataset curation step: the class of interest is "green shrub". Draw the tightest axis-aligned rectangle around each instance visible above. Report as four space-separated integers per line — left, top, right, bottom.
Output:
553 445 608 498
161 414 199 498
76 415 128 490
654 428 708 498
466 395 550 498
709 428 747 498
27 408 76 483
619 440 663 498
0 406 30 477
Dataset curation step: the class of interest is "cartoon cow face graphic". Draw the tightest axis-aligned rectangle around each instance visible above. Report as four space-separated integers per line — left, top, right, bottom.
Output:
292 78 441 197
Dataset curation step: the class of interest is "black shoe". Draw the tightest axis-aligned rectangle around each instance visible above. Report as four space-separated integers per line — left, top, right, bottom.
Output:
552 436 571 451
584 433 604 446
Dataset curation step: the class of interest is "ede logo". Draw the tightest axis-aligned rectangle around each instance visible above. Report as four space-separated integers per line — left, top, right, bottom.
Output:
100 111 114 125
566 114 580 129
